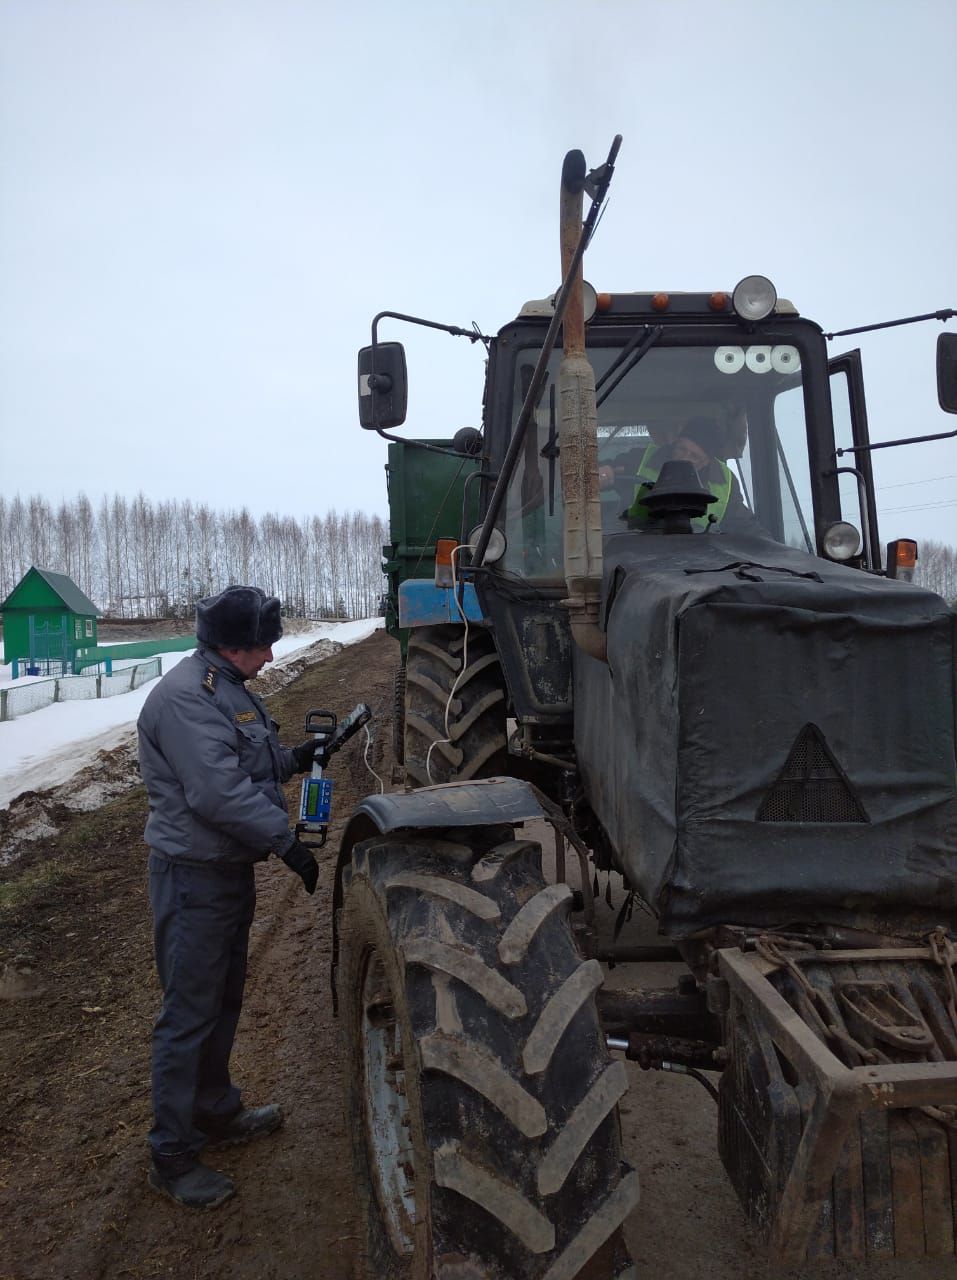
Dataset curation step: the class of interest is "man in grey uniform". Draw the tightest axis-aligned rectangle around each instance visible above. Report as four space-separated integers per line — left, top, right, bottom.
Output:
137 585 323 1209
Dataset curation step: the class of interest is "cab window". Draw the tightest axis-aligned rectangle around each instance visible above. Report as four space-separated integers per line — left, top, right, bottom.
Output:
502 338 814 580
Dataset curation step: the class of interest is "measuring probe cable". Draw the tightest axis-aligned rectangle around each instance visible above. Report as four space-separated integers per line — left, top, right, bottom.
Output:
363 723 385 794
425 544 471 784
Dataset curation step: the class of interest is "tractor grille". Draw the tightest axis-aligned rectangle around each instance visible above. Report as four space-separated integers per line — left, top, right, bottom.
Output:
757 723 868 824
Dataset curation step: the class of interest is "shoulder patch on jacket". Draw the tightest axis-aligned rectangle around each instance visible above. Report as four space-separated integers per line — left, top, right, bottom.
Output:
234 710 258 723
202 667 218 693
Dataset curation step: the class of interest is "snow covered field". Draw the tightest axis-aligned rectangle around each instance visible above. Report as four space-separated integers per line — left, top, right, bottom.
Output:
0 619 382 810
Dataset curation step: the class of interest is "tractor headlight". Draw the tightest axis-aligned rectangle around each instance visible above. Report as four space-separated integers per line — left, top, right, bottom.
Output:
468 524 507 565
732 275 777 322
822 521 861 561
548 281 598 323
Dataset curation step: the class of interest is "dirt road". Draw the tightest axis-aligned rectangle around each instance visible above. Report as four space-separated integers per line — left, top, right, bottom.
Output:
0 630 949 1279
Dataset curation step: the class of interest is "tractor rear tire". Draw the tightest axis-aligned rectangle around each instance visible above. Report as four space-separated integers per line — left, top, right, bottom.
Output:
338 827 637 1280
403 625 508 787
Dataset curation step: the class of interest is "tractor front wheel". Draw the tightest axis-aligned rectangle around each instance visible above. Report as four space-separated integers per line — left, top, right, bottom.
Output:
338 826 637 1279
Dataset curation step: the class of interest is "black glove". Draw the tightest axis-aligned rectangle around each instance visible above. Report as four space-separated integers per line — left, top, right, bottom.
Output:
281 840 319 895
292 739 326 773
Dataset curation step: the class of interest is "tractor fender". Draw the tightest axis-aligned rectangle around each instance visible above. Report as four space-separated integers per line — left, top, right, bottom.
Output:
397 577 484 628
330 778 550 1011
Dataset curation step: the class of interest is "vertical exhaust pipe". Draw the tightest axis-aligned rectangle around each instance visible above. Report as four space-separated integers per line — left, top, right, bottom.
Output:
559 151 607 663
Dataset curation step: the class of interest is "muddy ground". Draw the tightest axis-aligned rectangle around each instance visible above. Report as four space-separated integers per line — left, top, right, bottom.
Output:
0 629 949 1279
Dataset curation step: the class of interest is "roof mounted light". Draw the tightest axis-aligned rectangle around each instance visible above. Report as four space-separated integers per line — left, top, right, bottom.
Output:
550 280 598 323
732 275 777 322
519 281 598 322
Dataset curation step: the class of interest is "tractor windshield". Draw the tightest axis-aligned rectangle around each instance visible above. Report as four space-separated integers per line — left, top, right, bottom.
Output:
503 337 815 582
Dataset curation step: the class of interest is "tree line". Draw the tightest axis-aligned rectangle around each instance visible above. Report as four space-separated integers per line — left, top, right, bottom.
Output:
914 539 957 604
2 490 954 620
0 493 387 620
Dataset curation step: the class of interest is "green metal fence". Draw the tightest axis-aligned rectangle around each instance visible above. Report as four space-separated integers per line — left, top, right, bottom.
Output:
74 635 196 673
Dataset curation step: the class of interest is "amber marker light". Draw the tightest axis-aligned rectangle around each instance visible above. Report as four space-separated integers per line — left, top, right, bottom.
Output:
897 540 918 568
434 538 457 587
887 538 918 582
709 292 729 311
595 292 613 312
651 293 670 312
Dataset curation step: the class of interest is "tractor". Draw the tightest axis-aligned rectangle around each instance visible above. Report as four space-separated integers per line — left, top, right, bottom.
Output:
333 136 957 1278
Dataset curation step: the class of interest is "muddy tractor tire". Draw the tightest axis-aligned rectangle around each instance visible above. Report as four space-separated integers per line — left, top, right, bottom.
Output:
338 827 638 1280
403 625 508 787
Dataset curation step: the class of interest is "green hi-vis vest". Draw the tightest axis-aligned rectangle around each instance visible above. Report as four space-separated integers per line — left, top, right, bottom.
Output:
626 444 732 531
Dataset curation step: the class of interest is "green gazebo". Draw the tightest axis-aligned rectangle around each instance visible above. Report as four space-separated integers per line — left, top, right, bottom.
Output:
1 567 102 677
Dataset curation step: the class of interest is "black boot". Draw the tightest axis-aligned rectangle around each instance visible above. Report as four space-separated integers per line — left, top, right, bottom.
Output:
199 1103 283 1149
148 1152 235 1209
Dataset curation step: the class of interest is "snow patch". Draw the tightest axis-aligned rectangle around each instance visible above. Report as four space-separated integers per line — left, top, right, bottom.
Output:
0 618 383 822
1 814 59 867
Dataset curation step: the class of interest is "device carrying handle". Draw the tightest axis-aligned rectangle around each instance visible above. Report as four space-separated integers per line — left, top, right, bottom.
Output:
304 708 337 741
302 708 338 779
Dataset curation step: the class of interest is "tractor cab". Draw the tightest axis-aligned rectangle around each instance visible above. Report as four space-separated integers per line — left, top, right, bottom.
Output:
489 279 873 587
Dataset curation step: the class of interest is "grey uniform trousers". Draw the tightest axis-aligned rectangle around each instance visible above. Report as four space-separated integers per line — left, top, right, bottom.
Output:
148 853 256 1157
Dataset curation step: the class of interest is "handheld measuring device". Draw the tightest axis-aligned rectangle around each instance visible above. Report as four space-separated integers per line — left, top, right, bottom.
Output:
296 702 372 847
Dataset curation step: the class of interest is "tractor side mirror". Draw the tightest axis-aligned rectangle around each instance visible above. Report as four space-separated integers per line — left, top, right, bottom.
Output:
938 332 957 414
358 341 408 430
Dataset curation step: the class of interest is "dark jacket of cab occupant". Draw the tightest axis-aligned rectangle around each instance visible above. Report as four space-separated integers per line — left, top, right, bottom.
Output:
137 585 322 1210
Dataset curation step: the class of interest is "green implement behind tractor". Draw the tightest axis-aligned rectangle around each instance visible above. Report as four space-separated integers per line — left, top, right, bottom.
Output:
380 435 480 766
381 436 481 652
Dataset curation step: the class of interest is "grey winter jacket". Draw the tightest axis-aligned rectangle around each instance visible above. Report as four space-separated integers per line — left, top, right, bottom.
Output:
137 646 297 864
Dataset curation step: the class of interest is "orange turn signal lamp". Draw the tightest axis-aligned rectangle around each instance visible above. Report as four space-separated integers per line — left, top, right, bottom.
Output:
435 538 458 587
886 538 918 582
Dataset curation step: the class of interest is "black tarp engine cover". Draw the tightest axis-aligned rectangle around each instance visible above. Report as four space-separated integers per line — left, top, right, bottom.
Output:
574 531 957 938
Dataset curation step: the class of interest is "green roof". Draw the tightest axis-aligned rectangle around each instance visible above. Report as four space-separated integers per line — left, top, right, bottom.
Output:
1 566 102 616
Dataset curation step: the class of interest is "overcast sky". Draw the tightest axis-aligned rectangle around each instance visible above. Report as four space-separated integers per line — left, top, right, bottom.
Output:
1 0 955 546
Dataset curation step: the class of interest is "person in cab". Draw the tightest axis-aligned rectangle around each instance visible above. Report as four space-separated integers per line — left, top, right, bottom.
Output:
614 416 756 533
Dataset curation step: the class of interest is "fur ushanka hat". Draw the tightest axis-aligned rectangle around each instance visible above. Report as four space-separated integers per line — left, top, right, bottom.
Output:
195 586 283 650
